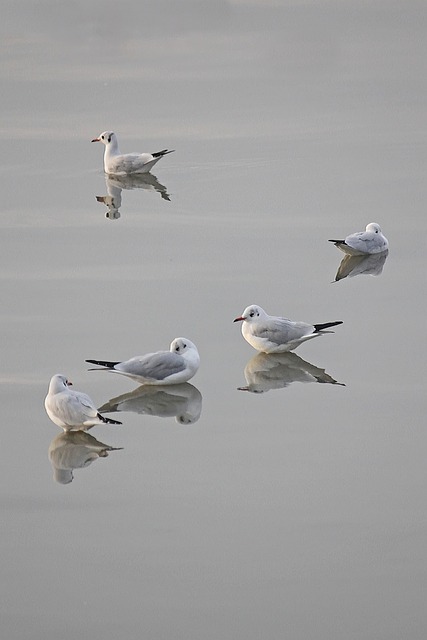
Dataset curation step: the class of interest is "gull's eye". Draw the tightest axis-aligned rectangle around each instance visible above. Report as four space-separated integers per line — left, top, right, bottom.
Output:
101 135 104 140
176 345 180 351
249 311 255 317
183 343 187 349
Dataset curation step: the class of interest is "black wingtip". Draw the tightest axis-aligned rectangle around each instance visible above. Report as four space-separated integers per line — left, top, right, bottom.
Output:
97 413 122 425
313 321 343 333
152 149 175 158
86 359 120 369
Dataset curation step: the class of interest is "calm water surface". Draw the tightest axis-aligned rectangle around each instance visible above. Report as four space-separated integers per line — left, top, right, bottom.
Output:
1 2 426 639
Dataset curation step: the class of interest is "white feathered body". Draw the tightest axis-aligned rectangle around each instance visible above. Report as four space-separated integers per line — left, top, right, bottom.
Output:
235 305 342 354
86 338 200 386
45 376 103 430
45 374 120 430
331 223 388 255
242 316 320 353
92 131 173 176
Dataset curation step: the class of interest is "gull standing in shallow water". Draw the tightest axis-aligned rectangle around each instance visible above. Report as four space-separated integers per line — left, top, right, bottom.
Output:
234 305 343 353
45 374 122 430
329 222 388 255
86 338 200 386
91 131 174 175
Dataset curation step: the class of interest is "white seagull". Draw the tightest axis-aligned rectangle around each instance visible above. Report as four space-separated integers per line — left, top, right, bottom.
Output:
234 305 343 353
45 374 122 430
86 338 200 386
329 222 388 255
91 131 174 175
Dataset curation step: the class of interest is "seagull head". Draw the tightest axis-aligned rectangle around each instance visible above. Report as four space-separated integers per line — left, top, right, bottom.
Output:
170 337 198 358
366 222 382 234
91 131 116 146
234 305 265 324
49 374 73 394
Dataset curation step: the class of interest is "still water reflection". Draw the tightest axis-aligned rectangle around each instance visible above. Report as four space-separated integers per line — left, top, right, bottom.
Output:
48 430 123 484
2 0 426 637
332 249 389 282
98 382 203 425
238 352 345 393
95 173 171 219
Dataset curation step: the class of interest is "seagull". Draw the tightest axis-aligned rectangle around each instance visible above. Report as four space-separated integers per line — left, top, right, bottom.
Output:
329 222 388 255
45 374 122 430
91 131 174 175
86 338 200 386
234 305 343 353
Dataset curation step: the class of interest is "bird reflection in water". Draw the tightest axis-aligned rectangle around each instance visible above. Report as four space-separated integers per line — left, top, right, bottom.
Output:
238 352 345 393
98 383 202 425
96 173 171 220
48 431 123 484
332 249 389 282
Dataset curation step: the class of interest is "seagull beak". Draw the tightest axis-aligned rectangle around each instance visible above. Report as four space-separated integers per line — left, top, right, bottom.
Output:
233 316 245 323
91 137 100 143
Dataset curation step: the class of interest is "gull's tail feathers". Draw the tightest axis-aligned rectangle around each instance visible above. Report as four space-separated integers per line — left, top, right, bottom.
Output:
97 413 122 425
313 321 343 333
152 149 175 158
86 359 120 369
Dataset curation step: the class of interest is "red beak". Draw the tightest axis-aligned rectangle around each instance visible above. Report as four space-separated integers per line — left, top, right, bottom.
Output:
233 316 245 323
91 137 100 143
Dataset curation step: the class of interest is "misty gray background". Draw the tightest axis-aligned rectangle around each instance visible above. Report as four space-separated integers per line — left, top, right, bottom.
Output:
1 1 426 639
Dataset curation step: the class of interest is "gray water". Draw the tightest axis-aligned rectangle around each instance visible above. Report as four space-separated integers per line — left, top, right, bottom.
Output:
1 2 426 639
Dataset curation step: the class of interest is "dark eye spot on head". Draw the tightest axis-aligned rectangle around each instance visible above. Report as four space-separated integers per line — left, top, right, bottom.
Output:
101 135 104 140
250 311 254 317
108 135 111 143
183 343 187 348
